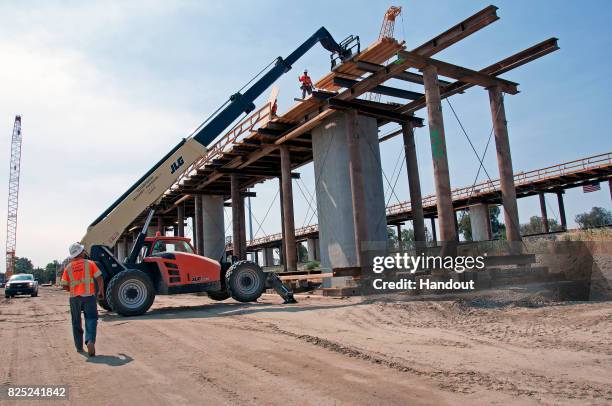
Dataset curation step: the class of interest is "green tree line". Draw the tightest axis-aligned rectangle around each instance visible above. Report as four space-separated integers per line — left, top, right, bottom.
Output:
13 257 61 284
389 206 611 243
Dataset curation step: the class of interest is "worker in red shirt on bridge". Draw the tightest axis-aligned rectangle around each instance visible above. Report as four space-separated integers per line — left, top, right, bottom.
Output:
299 69 313 99
61 242 105 357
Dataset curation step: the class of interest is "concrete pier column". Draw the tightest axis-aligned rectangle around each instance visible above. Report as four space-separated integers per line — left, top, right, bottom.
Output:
402 123 426 245
201 195 225 261
177 205 185 237
489 85 521 242
276 245 283 265
556 191 567 231
231 174 246 260
539 192 549 233
115 240 123 260
306 238 318 262
117 239 128 261
422 65 456 243
157 215 165 235
312 110 387 272
194 195 204 254
280 145 297 272
396 224 402 250
430 217 437 244
454 211 460 241
123 238 129 261
262 247 275 267
469 203 492 241
346 109 370 269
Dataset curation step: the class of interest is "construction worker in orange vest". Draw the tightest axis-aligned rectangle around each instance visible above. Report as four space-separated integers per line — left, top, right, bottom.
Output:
61 243 104 356
298 69 313 99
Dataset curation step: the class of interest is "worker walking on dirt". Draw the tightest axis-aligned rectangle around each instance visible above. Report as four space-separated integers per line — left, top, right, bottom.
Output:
61 243 104 357
298 69 313 99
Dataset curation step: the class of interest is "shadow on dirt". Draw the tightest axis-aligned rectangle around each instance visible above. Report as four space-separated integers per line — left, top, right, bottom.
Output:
84 352 133 366
100 299 355 322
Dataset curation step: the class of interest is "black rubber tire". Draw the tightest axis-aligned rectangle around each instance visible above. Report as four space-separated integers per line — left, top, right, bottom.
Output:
31 292 37 297
207 290 230 301
225 261 265 303
4 295 9 299
107 269 155 316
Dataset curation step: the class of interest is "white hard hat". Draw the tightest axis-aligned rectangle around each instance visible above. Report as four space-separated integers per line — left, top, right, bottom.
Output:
69 242 85 259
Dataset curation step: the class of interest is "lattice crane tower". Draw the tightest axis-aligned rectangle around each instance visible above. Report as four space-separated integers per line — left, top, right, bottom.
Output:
368 6 403 102
5 115 23 279
379 5 402 40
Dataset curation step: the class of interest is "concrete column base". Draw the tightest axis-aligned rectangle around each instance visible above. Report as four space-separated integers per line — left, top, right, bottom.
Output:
202 195 225 261
306 238 319 262
470 203 492 241
262 247 275 267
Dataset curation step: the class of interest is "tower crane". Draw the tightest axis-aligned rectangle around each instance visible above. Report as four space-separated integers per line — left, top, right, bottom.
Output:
5 115 23 279
367 6 403 102
379 6 402 40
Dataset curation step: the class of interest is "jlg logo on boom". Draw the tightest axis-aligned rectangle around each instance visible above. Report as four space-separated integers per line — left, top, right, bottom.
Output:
170 156 185 174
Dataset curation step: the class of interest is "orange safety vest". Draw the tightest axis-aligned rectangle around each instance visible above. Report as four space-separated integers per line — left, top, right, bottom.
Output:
61 259 102 297
299 75 313 87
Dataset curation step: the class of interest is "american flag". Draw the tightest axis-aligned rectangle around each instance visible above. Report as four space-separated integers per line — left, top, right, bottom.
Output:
583 183 601 193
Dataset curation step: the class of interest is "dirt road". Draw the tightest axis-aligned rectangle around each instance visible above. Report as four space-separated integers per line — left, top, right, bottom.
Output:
1 287 610 405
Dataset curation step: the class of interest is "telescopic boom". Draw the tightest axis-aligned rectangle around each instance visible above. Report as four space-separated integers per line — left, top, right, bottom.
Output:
81 27 355 251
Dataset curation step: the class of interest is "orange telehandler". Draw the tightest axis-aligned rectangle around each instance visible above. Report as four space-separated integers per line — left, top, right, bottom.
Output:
81 28 359 316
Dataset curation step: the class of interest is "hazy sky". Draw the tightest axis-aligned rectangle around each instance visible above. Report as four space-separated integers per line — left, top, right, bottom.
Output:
0 0 610 270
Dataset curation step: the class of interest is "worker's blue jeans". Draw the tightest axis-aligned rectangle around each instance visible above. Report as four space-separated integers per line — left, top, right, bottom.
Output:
69 295 98 351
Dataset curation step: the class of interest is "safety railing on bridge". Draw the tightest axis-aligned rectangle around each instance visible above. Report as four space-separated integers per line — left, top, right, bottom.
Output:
243 153 611 248
167 102 274 194
243 224 318 249
386 152 611 216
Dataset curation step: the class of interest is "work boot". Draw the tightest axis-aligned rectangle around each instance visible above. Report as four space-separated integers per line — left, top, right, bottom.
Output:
86 341 95 357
